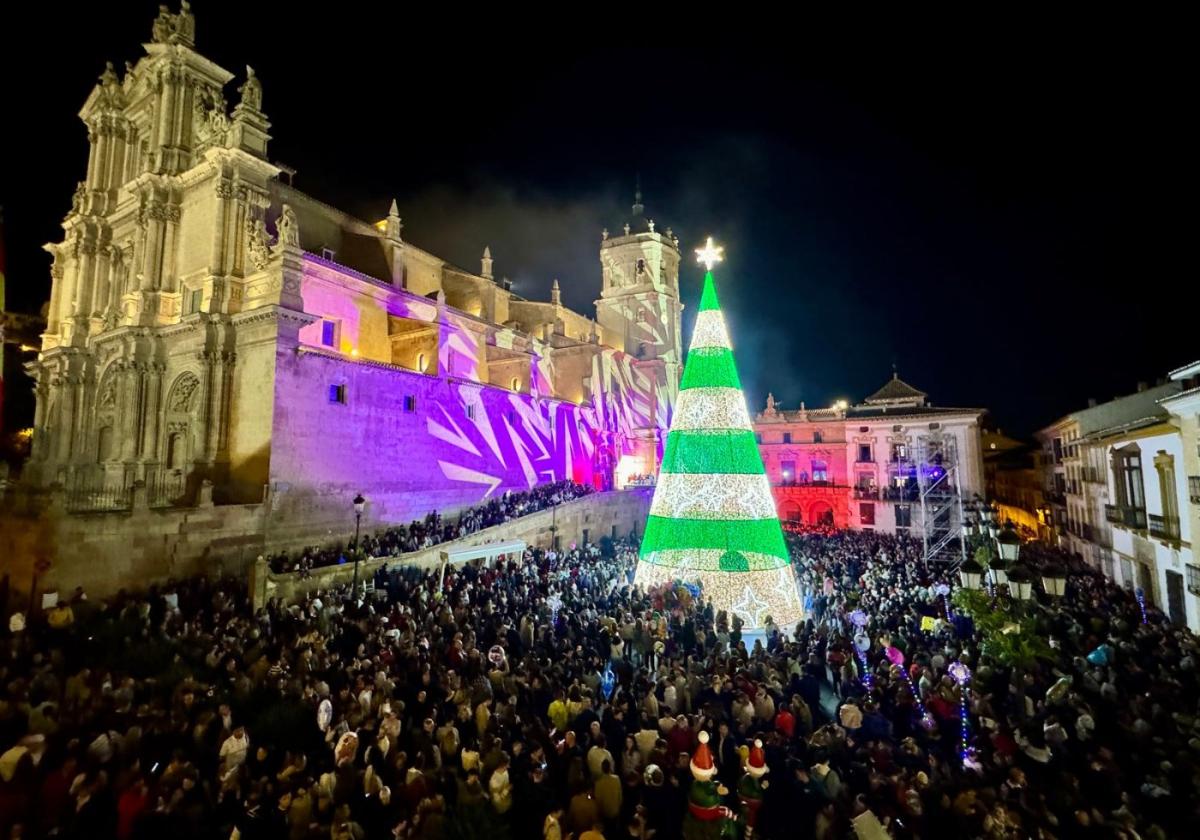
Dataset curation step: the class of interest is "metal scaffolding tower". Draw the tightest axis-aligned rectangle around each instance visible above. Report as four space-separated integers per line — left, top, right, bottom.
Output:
914 433 967 571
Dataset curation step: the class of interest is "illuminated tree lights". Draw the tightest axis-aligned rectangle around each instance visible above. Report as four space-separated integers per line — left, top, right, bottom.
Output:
635 262 803 630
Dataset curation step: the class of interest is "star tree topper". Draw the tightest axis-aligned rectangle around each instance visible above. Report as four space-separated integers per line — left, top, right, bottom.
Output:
695 236 724 270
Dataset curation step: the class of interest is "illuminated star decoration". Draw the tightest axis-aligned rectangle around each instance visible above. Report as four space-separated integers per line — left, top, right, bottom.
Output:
695 236 724 270
733 586 769 628
773 568 798 609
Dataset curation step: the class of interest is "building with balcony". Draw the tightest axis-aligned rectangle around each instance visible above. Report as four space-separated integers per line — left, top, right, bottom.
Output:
1159 359 1200 628
1038 382 1179 572
1045 364 1200 630
753 372 985 535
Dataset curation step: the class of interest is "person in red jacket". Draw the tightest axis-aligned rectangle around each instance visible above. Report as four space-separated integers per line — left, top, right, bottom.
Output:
117 776 150 840
774 705 796 740
666 715 693 763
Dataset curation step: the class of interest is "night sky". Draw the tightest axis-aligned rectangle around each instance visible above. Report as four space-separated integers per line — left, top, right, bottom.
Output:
3 5 1194 437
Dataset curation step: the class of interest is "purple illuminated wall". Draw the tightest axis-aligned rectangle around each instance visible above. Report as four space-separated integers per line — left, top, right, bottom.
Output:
269 351 598 527
265 262 674 533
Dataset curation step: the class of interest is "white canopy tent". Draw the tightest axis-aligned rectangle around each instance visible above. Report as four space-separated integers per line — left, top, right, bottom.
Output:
438 539 527 587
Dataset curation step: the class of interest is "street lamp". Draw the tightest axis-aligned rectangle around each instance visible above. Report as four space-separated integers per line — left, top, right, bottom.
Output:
1040 563 1068 598
959 558 986 591
1006 563 1035 602
351 493 366 595
988 557 1010 588
996 525 1021 562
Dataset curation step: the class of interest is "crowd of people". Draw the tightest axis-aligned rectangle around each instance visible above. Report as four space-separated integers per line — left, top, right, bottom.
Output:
267 481 594 575
3 516 1199 838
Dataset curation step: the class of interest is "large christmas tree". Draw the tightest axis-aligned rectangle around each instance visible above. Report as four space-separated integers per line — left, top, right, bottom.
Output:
635 240 803 631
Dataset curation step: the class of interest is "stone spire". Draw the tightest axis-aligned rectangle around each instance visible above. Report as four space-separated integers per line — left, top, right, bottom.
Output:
550 278 561 306
481 246 493 280
386 199 403 241
631 174 644 217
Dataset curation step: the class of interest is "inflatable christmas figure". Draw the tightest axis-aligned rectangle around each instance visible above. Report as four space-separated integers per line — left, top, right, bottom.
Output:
737 739 769 837
684 731 737 840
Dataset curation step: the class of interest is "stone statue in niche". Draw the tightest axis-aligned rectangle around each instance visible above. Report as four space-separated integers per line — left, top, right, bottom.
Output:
274 204 299 252
98 377 117 411
193 87 230 150
246 215 272 270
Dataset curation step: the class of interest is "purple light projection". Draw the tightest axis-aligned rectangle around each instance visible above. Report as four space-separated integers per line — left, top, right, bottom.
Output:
273 260 676 523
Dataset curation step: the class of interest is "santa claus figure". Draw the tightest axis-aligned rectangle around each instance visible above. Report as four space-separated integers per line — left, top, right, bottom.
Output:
684 731 736 840
737 739 769 837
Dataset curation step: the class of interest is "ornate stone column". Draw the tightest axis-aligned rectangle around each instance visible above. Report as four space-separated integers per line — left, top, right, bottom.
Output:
217 352 235 457
44 245 65 336
200 350 222 463
140 362 165 463
119 361 142 462
30 375 49 463
56 374 78 463
90 243 112 335
162 204 180 292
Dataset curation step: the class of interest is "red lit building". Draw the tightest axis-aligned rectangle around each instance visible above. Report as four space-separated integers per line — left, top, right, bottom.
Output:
753 373 986 533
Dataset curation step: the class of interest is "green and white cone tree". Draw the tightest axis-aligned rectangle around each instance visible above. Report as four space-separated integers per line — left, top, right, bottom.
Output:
634 239 803 630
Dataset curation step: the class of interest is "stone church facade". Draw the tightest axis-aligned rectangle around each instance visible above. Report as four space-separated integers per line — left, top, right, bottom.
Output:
25 3 680 537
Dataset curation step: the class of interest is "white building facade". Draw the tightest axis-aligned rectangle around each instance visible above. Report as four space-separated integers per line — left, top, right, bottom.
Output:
1046 363 1200 630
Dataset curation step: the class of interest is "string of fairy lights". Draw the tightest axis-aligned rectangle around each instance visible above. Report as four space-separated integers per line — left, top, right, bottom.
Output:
849 610 874 689
671 387 754 429
648 473 779 520
949 661 973 766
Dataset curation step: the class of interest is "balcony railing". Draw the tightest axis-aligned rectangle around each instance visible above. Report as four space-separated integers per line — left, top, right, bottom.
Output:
1191 475 1200 504
774 479 843 489
64 467 193 513
1106 504 1147 529
147 469 189 507
1149 514 1181 542
855 486 920 502
65 479 133 513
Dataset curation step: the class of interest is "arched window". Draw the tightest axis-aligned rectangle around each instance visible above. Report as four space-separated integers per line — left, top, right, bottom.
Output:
416 353 426 373
511 377 520 391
